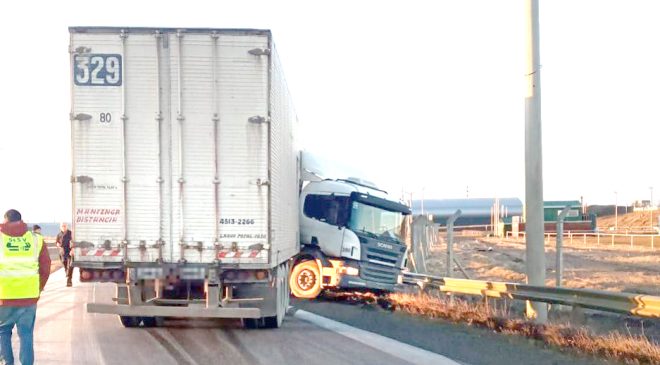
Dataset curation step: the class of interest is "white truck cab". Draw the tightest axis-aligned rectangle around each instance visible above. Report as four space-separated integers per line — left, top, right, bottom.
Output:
290 178 411 298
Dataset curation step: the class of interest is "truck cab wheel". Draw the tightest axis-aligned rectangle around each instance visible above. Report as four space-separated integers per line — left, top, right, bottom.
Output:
289 260 322 299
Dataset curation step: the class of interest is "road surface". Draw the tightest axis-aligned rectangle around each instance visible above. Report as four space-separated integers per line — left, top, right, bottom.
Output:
25 269 457 365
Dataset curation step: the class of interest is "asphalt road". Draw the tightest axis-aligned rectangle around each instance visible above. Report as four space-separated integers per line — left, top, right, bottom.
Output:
294 298 611 365
15 266 613 365
25 269 458 365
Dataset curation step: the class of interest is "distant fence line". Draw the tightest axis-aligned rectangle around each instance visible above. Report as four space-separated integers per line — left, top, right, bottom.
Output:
506 231 657 250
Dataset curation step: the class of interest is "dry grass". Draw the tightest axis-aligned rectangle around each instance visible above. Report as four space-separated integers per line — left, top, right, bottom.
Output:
598 211 660 231
388 292 660 364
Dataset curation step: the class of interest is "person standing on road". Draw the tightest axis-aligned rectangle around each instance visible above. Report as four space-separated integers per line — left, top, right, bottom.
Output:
56 223 73 287
0 209 51 365
31 225 41 236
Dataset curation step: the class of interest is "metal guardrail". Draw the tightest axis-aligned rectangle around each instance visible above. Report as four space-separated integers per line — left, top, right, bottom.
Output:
402 272 660 319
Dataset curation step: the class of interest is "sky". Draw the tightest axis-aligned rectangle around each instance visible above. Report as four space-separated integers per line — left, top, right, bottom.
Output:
0 0 659 222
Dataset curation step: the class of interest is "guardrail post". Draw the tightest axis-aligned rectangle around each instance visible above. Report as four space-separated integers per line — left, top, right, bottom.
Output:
421 223 428 262
569 232 573 245
611 234 614 247
583 233 586 247
652 235 655 250
556 206 571 288
571 305 586 325
446 210 462 278
597 232 600 246
630 235 633 248
413 217 427 274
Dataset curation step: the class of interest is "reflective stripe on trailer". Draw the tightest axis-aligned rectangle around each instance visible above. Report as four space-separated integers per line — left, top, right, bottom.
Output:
81 249 122 257
216 250 262 259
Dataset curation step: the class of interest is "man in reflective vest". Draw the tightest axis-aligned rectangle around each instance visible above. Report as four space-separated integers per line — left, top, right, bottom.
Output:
0 209 51 365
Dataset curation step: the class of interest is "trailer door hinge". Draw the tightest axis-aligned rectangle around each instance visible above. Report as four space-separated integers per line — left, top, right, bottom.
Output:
248 115 270 124
73 46 91 55
71 113 92 121
71 175 93 184
248 48 271 56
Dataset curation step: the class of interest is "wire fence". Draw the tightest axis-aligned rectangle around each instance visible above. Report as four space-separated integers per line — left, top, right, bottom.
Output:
506 231 657 250
409 217 475 278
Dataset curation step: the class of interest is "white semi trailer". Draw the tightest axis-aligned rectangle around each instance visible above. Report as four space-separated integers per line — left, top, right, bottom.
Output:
69 27 298 328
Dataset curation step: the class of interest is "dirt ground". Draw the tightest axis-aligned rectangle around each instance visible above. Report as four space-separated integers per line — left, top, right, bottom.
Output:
426 234 659 295
598 210 660 232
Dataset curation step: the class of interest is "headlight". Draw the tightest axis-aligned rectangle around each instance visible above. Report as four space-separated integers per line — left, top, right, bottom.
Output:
345 267 359 276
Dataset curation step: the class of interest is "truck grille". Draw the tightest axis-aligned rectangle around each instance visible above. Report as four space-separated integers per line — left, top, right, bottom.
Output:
359 262 399 284
357 239 405 284
365 246 399 266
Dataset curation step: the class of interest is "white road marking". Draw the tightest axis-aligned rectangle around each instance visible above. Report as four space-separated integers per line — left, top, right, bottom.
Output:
293 309 463 365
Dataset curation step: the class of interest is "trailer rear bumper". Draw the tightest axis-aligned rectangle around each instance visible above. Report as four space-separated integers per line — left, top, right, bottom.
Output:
87 303 261 319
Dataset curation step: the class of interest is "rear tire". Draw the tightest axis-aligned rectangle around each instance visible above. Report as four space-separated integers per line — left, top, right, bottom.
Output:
262 261 289 328
243 318 261 329
289 260 322 299
262 316 279 328
119 316 140 328
141 317 158 327
244 262 290 329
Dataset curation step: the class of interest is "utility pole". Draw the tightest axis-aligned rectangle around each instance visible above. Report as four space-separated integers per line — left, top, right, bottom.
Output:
524 0 547 323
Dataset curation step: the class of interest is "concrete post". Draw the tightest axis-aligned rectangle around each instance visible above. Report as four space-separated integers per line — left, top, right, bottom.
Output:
614 191 618 231
556 206 571 287
525 0 547 323
446 210 462 278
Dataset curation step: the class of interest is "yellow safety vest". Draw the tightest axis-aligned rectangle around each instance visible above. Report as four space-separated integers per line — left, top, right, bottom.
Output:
0 231 42 299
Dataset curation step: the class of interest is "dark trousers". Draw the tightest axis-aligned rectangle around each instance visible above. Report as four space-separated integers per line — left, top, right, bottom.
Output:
61 252 74 285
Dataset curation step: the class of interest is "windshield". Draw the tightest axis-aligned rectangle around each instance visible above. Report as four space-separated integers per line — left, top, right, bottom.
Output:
348 201 405 243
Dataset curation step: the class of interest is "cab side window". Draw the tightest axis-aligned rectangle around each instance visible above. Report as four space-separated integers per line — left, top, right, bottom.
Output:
303 194 350 226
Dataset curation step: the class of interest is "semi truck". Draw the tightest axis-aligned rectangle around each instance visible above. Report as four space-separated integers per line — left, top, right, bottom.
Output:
69 27 297 328
289 157 411 298
69 27 410 329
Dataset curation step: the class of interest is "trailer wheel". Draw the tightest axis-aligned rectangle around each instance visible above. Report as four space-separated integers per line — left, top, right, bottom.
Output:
290 260 321 299
141 317 158 327
262 261 289 328
243 318 261 329
119 316 141 328
244 262 290 329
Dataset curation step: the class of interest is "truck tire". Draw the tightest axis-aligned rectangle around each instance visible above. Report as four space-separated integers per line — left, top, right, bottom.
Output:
290 260 321 299
244 262 290 329
242 318 261 329
116 285 141 327
119 316 141 328
141 317 158 327
244 316 279 329
262 261 289 328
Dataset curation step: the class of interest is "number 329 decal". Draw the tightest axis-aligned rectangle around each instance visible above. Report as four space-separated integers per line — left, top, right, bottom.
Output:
74 54 122 86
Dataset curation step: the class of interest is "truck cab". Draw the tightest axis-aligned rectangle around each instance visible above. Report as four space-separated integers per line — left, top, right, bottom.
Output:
290 178 411 298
